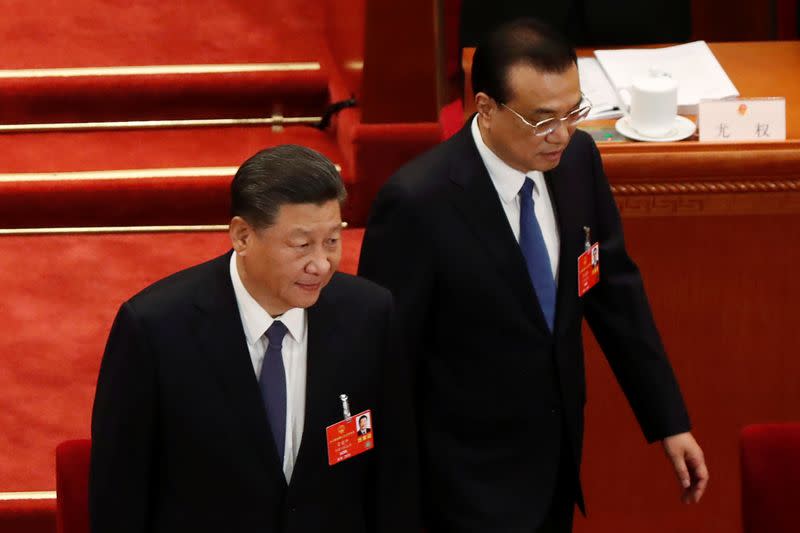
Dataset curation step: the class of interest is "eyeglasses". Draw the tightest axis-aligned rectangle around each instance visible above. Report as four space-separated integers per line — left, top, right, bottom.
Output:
501 96 592 137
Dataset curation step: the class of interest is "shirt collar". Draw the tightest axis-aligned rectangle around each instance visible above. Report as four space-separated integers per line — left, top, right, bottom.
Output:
229 252 307 346
471 115 543 203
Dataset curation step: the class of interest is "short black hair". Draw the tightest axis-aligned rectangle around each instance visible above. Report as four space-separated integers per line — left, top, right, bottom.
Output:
358 416 368 423
231 144 347 228
471 18 577 105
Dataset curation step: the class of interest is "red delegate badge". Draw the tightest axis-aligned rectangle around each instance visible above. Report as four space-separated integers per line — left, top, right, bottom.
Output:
326 409 375 466
578 242 600 297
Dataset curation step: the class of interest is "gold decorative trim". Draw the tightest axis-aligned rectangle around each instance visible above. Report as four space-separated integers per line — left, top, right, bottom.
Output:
0 491 56 501
0 63 321 79
0 116 322 133
0 225 229 236
0 222 349 236
0 163 342 183
611 179 800 195
0 167 236 182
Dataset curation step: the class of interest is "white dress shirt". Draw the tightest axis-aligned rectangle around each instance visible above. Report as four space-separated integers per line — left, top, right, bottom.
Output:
229 252 307 482
471 115 561 280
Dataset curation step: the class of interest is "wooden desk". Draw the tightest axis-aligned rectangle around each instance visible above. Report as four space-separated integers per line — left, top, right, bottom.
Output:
463 42 800 533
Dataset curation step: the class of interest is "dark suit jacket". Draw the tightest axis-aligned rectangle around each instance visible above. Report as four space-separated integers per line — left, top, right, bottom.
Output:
358 119 690 532
90 252 418 533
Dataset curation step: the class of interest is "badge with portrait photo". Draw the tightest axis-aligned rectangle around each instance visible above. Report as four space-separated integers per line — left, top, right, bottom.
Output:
578 242 600 297
326 409 375 466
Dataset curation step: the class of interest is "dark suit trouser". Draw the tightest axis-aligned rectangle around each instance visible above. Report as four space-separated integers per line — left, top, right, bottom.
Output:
535 434 575 533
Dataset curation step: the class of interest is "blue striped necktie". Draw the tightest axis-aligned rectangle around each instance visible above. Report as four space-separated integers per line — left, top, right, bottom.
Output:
518 177 556 330
259 321 288 461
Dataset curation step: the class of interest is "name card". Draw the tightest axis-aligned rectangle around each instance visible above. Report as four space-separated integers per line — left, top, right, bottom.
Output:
699 98 786 141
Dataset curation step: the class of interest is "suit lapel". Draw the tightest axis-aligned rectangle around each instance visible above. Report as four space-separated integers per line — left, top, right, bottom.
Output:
192 253 286 483
288 280 341 486
448 121 552 335
545 164 581 336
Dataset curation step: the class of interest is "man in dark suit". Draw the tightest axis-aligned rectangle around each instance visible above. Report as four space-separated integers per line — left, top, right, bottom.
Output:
358 19 708 533
90 145 418 533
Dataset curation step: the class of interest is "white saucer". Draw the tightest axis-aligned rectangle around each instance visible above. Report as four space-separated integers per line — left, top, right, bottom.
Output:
615 115 697 142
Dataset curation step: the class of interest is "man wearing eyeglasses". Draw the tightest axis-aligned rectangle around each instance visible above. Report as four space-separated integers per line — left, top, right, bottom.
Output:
358 17 708 533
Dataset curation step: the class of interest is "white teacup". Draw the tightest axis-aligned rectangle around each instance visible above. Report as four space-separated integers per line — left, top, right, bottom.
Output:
628 75 678 138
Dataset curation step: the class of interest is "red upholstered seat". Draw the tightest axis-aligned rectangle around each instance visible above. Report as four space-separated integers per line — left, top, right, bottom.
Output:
55 439 91 533
741 423 800 533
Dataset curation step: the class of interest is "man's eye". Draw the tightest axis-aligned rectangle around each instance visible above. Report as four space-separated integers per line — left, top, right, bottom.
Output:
326 238 340 246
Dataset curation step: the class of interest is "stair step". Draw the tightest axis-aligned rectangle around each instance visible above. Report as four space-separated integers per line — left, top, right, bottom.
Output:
0 63 330 124
0 125 352 229
0 496 54 533
0 125 346 174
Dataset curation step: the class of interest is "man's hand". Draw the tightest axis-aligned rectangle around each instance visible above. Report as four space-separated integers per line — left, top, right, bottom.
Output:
662 432 709 503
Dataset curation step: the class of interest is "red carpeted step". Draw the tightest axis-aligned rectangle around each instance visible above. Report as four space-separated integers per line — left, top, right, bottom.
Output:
0 125 353 228
0 228 364 493
0 498 55 533
0 0 336 124
0 65 330 124
0 125 346 174
0 1 327 70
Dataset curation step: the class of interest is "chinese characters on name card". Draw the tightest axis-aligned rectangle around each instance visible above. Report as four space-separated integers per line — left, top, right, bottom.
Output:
699 98 786 141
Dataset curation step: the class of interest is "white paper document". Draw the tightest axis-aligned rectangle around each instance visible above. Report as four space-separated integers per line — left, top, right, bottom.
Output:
577 57 623 120
593 41 739 113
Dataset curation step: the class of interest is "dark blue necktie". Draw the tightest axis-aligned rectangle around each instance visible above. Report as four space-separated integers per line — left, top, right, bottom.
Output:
259 321 288 461
519 177 556 331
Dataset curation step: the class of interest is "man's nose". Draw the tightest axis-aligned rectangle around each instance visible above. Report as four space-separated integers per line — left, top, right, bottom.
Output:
545 119 571 143
305 247 332 275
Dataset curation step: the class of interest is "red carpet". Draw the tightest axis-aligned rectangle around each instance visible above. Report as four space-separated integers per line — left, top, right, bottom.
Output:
0 69 330 124
0 125 357 229
0 499 55 533
0 0 327 68
0 228 364 492
0 126 346 175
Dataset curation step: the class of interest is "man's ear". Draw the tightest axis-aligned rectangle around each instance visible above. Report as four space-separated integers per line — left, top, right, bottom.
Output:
475 92 496 127
229 216 252 255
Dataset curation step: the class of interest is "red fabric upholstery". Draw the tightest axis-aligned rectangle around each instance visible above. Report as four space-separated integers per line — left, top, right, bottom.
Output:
443 0 462 79
345 121 442 224
741 423 800 533
56 439 91 533
0 499 55 533
440 98 465 140
340 227 365 275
